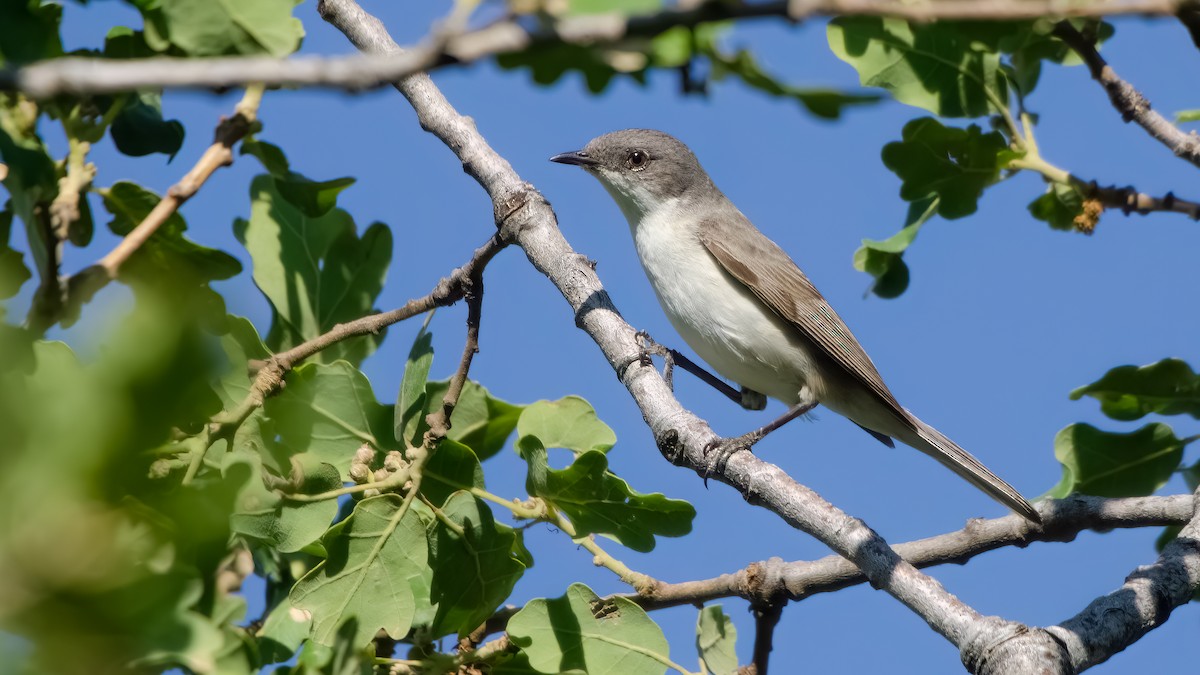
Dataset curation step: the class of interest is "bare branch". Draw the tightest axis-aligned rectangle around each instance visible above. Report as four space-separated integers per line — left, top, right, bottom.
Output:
319 0 1025 657
0 0 1189 98
1055 21 1200 169
750 598 784 675
631 493 1195 611
208 233 506 445
40 86 264 334
1046 487 1200 672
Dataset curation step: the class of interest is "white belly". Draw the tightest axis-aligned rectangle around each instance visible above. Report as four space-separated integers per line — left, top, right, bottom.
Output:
631 201 822 405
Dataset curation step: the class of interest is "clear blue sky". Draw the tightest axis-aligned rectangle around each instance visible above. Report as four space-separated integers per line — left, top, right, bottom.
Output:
42 2 1200 672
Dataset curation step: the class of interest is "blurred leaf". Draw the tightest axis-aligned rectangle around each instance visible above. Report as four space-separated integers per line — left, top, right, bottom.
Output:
696 605 738 675
101 181 242 322
1028 182 1084 231
103 25 157 59
0 207 30 298
521 441 694 552
228 452 341 553
1177 109 1200 123
110 91 185 158
264 361 396 476
0 0 63 64
421 379 524 461
1046 423 1188 498
702 39 880 119
852 195 937 299
421 438 485 508
508 583 670 675
828 18 1009 118
0 94 57 278
517 396 615 456
426 492 525 638
881 118 1007 219
396 326 434 448
235 174 391 367
152 0 304 57
1071 359 1200 420
290 495 430 648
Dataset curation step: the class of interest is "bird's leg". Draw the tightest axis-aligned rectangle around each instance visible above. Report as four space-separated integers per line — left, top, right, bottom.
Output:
703 402 818 480
634 332 765 409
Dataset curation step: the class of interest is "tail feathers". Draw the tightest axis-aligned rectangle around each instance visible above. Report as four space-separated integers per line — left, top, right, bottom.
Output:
905 415 1041 524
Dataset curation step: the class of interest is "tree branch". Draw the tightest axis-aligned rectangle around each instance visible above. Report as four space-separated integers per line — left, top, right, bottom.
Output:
1043 486 1200 672
1054 21 1200 169
0 1 1188 98
631 493 1194 611
319 0 1023 658
42 86 264 334
207 233 505 449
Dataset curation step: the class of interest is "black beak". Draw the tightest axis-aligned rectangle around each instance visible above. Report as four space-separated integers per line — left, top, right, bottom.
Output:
549 150 598 167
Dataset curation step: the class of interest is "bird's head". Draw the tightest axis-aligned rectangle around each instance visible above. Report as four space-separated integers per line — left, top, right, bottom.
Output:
550 129 710 221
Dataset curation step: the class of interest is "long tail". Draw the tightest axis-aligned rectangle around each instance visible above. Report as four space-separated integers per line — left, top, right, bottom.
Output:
902 413 1041 524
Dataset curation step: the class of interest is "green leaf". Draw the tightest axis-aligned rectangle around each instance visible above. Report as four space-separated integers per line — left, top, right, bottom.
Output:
0 208 30 299
426 492 525 638
263 361 396 476
508 583 671 675
0 0 63 65
235 174 392 367
396 326 434 448
852 195 937 299
1028 182 1085 231
100 181 242 320
228 451 342 553
517 396 616 455
881 117 1007 219
110 91 185 159
257 598 312 665
421 438 485 508
828 18 1010 118
525 445 695 552
1177 109 1200 123
290 495 430 648
696 605 738 675
423 379 524 461
1046 423 1188 498
103 26 157 59
1070 359 1200 421
157 0 304 57
241 137 290 175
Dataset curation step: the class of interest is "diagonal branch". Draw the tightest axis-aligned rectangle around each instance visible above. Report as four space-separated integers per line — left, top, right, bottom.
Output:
0 1 1189 98
206 233 505 449
1044 486 1200 672
38 86 264 335
319 0 1019 658
1054 21 1200 169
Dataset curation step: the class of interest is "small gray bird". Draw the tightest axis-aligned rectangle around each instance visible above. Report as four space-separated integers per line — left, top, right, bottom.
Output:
551 129 1040 524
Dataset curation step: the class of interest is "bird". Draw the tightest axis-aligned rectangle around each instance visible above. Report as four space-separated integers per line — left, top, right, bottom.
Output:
550 128 1040 524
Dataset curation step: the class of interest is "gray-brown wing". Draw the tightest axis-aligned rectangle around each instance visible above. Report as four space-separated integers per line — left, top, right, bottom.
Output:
696 217 906 420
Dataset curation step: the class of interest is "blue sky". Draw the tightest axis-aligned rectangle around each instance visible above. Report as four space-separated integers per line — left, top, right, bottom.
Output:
39 2 1200 672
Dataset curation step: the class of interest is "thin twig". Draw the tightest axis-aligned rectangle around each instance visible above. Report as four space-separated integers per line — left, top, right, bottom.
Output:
0 1 1188 97
208 233 505 449
750 598 784 675
42 86 264 333
1054 21 1200 168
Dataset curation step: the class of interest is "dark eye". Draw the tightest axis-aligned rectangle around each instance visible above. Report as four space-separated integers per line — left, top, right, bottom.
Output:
627 150 649 170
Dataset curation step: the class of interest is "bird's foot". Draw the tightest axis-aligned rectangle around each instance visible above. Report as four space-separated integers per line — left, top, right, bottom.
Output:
634 330 675 390
701 430 763 485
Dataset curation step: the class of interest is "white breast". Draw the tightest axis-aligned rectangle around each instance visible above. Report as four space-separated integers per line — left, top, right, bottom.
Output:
629 199 821 405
